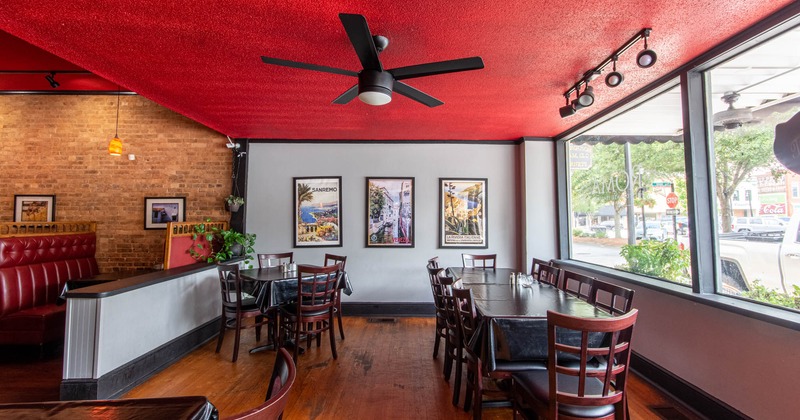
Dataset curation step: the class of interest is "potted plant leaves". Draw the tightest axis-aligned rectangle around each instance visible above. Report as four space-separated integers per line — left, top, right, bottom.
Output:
225 195 245 212
189 220 257 267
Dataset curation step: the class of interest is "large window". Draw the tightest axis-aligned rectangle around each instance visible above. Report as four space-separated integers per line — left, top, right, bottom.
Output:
565 23 800 316
707 26 800 311
568 86 691 286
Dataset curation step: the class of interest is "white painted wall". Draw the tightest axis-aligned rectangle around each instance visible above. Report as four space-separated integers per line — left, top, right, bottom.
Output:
521 140 559 265
246 142 532 302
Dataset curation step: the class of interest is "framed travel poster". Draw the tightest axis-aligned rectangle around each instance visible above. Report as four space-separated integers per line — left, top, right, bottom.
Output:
294 176 342 247
366 177 415 247
13 195 56 222
144 197 186 229
439 178 487 248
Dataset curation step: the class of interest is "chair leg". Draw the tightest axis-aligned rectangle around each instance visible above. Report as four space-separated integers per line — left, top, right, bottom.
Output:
452 346 463 406
215 314 226 354
255 315 262 342
232 318 242 362
329 313 338 359
464 361 474 412
433 328 441 359
443 340 454 380
336 299 345 340
473 359 483 420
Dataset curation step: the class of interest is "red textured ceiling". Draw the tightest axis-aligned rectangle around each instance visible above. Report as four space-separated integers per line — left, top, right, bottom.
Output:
0 1 794 140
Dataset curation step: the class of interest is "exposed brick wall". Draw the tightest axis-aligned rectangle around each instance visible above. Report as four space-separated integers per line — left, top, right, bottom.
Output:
0 94 231 272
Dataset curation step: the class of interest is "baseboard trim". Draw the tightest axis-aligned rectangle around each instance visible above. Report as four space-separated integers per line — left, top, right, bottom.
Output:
630 352 749 420
341 302 435 317
60 318 219 400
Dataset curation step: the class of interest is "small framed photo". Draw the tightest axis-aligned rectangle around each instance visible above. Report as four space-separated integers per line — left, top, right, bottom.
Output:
144 197 186 230
294 177 342 247
14 195 56 222
366 177 415 247
440 178 487 248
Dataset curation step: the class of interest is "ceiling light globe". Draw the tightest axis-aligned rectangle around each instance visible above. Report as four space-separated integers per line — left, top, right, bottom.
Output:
605 71 624 87
637 49 657 68
358 90 392 106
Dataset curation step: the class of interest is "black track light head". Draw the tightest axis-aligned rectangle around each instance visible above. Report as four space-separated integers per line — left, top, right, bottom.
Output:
577 85 595 107
45 72 59 89
605 57 624 87
637 35 657 68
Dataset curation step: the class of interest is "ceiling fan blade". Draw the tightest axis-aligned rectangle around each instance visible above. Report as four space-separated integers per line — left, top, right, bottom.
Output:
339 13 383 71
394 82 444 107
261 56 358 77
332 85 359 104
390 57 484 80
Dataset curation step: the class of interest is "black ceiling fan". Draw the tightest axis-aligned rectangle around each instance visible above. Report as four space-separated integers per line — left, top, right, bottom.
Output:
260 13 484 107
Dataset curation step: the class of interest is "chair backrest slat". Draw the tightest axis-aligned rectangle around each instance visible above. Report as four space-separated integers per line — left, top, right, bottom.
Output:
530 257 552 279
546 309 638 412
561 270 595 302
258 252 294 269
225 347 297 419
537 264 561 288
296 264 341 311
462 253 497 268
589 279 635 315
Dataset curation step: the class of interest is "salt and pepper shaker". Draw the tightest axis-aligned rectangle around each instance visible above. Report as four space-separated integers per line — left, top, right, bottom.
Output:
510 272 516 284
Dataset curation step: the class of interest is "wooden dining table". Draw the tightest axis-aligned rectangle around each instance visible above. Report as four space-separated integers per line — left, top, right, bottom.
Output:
0 396 216 419
446 267 611 372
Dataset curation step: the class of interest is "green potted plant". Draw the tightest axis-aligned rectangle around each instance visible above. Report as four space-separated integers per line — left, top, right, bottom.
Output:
225 195 245 212
189 220 257 267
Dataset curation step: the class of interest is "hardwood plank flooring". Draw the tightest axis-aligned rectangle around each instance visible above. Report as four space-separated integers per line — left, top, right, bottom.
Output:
1 317 699 419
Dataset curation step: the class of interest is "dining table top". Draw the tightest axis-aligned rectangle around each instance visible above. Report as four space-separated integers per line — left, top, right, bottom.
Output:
239 266 298 282
446 266 610 319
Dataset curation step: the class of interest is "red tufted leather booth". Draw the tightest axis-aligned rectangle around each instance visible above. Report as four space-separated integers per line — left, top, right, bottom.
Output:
0 233 98 346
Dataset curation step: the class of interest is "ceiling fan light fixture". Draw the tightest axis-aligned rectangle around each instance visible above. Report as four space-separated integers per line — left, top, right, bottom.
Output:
358 70 394 106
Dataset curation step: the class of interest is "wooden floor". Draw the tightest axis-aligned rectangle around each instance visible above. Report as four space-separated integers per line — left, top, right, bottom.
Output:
1 317 698 419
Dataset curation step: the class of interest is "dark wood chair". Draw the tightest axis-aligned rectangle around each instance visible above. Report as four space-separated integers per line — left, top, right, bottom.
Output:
537 264 561 288
216 263 274 362
279 263 342 362
440 274 465 406
590 280 635 315
258 252 294 269
511 309 639 420
323 253 348 340
428 256 440 269
223 347 297 420
561 270 595 302
427 266 448 359
462 253 497 268
529 257 552 280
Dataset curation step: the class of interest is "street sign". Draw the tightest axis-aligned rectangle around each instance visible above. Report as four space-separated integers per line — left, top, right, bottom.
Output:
666 192 679 208
666 208 680 215
652 181 672 187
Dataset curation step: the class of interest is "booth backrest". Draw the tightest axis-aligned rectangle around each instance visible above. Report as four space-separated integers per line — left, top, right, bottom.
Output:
163 220 228 269
0 222 98 318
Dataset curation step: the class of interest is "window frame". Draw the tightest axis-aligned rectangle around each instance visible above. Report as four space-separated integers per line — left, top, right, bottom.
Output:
555 3 800 329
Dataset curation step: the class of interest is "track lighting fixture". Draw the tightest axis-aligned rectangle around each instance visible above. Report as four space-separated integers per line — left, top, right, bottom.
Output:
605 56 624 87
557 28 655 117
636 31 657 68
559 94 576 118
45 72 59 88
577 85 595 107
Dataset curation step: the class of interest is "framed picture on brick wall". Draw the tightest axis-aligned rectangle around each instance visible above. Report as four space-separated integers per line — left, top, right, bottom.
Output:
14 194 56 222
144 197 186 230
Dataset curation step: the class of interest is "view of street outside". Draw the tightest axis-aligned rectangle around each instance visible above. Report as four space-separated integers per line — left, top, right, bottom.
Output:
567 26 800 312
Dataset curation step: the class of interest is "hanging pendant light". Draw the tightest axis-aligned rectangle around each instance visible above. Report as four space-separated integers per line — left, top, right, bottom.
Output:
108 87 123 156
